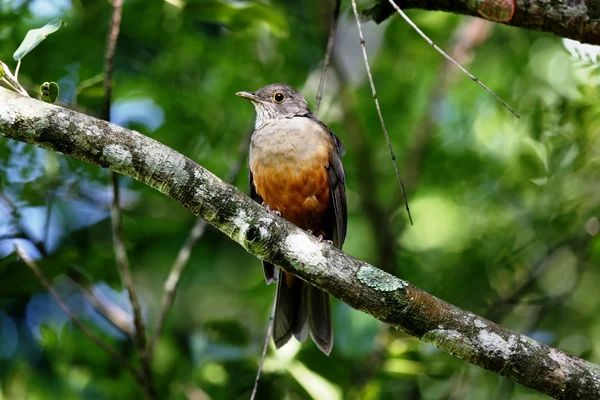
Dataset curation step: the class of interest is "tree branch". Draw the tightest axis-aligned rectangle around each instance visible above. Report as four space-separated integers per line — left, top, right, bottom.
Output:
1 88 599 399
365 0 600 45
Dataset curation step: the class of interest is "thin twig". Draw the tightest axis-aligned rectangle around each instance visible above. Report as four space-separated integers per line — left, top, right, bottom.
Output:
15 245 144 384
14 60 21 80
331 71 399 272
0 192 17 214
149 217 208 351
42 195 53 252
314 0 342 117
102 1 155 398
250 299 277 400
103 0 123 121
0 61 29 96
404 19 493 190
1 191 47 256
66 275 135 338
350 0 413 225
149 129 252 354
109 170 156 398
385 0 519 119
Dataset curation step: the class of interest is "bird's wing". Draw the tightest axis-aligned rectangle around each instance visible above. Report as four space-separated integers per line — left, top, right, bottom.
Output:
303 113 347 249
248 168 263 205
249 167 277 284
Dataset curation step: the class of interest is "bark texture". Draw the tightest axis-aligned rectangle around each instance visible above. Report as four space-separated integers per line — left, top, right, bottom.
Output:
366 0 600 45
1 88 599 399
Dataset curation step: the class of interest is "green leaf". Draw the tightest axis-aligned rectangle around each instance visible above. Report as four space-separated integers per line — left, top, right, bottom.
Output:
40 81 60 103
0 62 5 80
13 19 66 62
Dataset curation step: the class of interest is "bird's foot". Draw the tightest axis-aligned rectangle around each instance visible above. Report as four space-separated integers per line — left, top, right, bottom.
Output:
261 202 281 216
315 234 333 245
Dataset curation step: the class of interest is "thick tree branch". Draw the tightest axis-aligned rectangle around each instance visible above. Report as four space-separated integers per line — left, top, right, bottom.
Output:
365 0 600 45
1 88 599 399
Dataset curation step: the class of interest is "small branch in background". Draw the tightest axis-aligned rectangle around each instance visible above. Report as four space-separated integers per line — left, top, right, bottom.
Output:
350 0 413 226
14 60 21 79
102 0 123 121
0 192 18 216
0 61 29 97
102 1 155 398
73 73 104 105
65 275 135 338
332 69 399 272
42 196 54 252
0 191 48 256
314 0 342 117
149 129 252 354
385 0 519 118
15 245 144 384
250 299 277 400
404 18 493 191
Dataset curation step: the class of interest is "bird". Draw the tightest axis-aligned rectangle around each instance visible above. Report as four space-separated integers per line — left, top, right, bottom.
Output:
237 83 347 355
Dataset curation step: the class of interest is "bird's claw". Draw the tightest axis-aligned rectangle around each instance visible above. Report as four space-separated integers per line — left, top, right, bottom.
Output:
261 202 281 216
315 234 333 245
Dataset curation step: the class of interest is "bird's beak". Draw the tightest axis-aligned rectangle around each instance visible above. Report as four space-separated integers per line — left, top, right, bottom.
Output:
236 91 261 103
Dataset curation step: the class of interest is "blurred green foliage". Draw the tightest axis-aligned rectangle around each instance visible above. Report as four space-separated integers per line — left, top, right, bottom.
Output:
1 0 599 399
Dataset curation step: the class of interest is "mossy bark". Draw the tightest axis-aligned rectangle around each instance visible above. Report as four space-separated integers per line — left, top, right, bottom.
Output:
366 0 600 45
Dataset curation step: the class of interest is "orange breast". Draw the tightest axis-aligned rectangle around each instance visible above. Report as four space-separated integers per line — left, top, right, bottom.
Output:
252 158 331 233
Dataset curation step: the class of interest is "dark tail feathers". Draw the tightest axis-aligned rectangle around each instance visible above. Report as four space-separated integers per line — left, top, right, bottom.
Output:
272 270 333 355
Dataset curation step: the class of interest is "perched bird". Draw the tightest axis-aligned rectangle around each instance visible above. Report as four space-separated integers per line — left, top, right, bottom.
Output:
237 83 347 355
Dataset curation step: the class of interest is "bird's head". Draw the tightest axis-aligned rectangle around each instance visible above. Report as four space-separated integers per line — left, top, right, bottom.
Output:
236 83 311 127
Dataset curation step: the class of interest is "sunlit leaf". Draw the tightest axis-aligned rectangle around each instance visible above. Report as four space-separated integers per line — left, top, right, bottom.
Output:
13 19 66 61
40 82 60 104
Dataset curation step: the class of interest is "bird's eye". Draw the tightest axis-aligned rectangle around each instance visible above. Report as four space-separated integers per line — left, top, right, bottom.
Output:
273 92 285 103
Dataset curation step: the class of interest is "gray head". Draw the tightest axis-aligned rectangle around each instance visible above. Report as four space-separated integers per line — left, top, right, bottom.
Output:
236 83 311 127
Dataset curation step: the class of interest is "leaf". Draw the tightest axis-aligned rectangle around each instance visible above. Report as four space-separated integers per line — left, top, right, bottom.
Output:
13 19 66 62
0 62 4 80
40 82 60 103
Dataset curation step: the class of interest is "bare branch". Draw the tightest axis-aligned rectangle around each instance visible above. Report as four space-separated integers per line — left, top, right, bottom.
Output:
404 18 493 190
250 299 276 400
366 0 600 45
350 0 413 225
384 0 519 118
314 0 341 117
14 245 144 385
1 191 48 256
66 276 135 338
2 89 600 399
103 0 124 121
101 1 155 397
331 70 399 272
